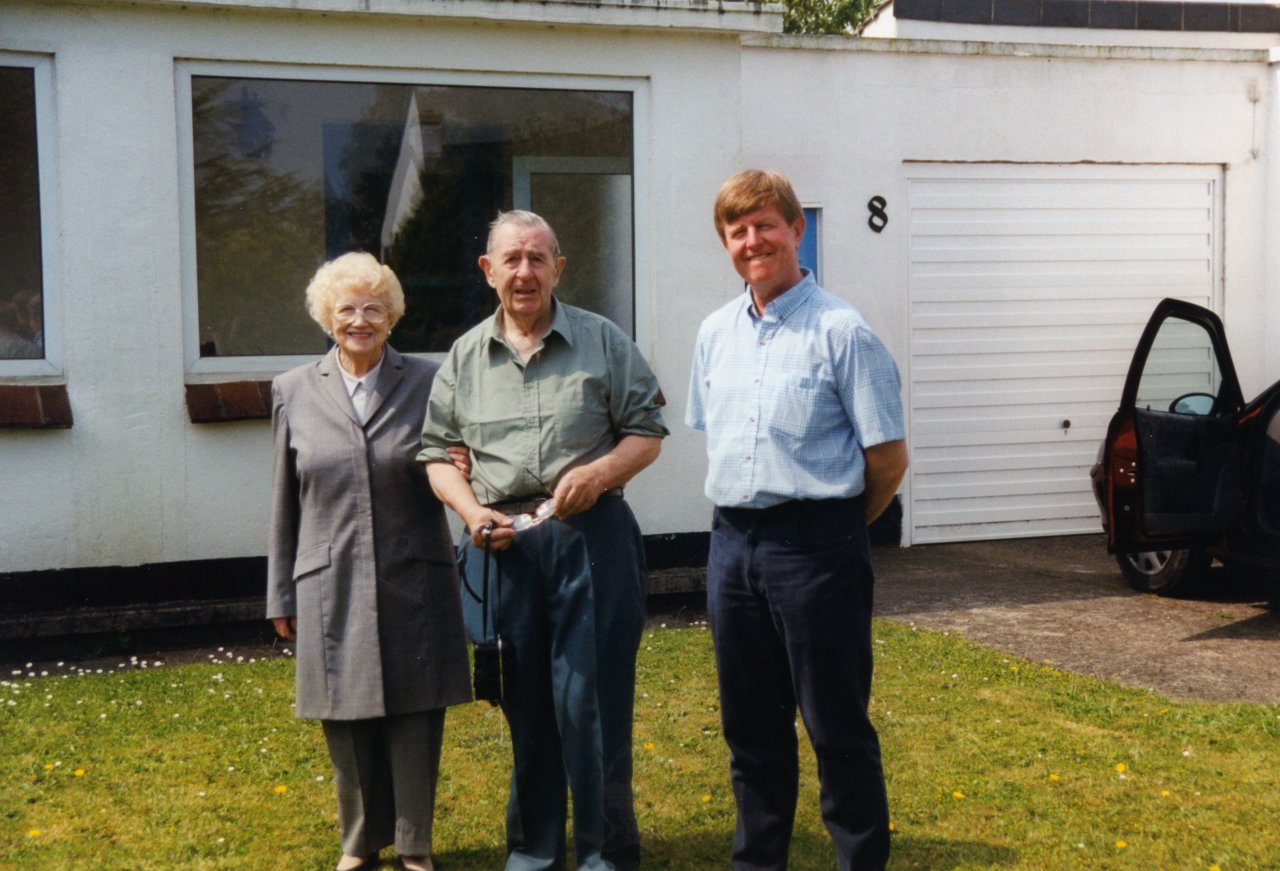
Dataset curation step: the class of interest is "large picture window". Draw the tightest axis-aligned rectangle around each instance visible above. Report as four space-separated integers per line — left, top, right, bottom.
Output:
190 74 634 360
0 65 45 362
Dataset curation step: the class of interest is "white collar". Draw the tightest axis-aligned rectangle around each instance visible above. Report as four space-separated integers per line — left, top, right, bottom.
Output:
336 354 384 398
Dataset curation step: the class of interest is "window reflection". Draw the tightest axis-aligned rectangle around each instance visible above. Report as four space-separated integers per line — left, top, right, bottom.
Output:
0 66 44 361
1136 315 1222 414
192 76 634 357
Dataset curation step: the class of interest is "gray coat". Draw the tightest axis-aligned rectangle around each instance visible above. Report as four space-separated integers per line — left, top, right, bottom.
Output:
267 345 471 720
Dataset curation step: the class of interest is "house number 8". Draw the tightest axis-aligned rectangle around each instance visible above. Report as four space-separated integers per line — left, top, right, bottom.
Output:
867 196 888 233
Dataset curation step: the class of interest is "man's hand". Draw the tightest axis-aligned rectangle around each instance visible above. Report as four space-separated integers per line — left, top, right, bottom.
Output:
552 465 609 519
465 509 517 551
426 460 518 550
550 435 662 520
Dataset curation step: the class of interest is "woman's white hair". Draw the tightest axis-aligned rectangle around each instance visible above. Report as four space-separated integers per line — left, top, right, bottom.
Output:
304 252 405 334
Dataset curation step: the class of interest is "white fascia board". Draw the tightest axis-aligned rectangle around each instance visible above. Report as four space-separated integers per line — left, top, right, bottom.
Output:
747 32 1269 63
79 0 784 34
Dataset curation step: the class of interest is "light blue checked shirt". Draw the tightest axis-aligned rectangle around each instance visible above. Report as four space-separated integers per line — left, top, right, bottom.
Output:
686 271 904 509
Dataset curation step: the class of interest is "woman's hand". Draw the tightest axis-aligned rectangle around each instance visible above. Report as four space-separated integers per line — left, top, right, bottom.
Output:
272 616 297 641
446 445 472 481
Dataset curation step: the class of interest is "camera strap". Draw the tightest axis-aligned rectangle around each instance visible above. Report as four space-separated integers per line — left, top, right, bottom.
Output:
480 524 502 644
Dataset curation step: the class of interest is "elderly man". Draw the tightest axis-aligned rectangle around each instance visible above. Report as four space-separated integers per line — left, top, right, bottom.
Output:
687 170 908 871
419 210 667 871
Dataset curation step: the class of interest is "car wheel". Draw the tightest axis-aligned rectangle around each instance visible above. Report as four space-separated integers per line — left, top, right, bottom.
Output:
1115 549 1211 596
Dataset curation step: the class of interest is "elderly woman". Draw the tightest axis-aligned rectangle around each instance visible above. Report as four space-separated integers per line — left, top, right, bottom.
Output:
267 252 470 871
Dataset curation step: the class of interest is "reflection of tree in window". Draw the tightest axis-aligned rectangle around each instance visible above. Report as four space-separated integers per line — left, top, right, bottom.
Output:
193 81 324 357
192 78 632 357
0 66 44 360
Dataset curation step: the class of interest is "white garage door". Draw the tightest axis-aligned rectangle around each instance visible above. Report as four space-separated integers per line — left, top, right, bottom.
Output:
906 163 1222 544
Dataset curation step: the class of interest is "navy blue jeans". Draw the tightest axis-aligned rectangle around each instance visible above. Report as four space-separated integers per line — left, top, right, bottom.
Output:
459 495 644 871
708 497 890 871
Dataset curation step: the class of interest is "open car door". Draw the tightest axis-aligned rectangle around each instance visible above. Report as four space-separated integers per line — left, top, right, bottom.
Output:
1100 298 1246 553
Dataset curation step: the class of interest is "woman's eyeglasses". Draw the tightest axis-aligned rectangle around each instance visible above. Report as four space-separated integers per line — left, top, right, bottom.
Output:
333 303 389 324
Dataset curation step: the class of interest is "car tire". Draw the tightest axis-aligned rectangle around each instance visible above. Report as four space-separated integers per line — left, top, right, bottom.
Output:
1115 549 1211 596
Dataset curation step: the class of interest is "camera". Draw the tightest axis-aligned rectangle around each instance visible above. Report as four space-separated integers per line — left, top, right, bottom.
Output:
473 636 512 705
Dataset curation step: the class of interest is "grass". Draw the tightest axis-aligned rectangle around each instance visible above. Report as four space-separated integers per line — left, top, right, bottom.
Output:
3 622 1280 870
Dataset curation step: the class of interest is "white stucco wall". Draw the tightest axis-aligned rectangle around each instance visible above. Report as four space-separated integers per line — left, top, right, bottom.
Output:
1 4 1276 574
734 36 1272 394
0 1 752 571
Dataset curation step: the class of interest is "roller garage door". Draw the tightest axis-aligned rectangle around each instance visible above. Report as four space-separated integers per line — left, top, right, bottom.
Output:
906 163 1222 544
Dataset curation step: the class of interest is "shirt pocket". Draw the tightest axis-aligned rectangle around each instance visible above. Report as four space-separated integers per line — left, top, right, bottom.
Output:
769 371 841 440
551 372 611 451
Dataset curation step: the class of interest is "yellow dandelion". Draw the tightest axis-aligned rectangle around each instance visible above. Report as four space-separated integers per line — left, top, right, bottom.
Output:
1048 773 1060 782
274 784 288 794
888 821 896 833
1115 840 1127 849
26 829 41 838
1114 763 1127 774
701 794 711 803
73 769 85 777
643 742 654 751
1209 865 1221 871
952 790 964 799
1160 789 1171 797
42 763 53 771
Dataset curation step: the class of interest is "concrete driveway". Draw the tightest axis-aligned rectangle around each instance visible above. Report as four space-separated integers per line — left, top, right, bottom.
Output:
873 534 1280 704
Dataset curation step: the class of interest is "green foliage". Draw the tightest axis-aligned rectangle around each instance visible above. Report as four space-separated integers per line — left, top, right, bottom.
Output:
3 624 1279 869
782 0 884 35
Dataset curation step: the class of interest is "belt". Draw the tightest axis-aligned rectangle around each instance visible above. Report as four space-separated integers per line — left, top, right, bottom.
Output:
488 495 551 516
487 487 624 516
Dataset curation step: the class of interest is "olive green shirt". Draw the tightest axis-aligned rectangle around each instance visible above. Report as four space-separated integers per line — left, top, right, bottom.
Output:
418 301 669 503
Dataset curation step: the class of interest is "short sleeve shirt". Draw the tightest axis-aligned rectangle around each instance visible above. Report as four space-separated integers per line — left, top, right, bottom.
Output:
419 300 669 502
686 271 904 509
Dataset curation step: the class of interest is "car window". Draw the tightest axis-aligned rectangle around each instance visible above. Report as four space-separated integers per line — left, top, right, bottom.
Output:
1262 405 1280 536
1135 315 1222 414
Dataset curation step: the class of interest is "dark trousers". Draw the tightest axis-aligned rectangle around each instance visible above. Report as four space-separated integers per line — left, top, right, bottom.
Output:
707 497 890 871
580 497 647 870
459 495 644 871
321 710 446 859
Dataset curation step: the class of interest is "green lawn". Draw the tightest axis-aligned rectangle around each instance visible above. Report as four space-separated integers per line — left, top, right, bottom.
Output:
3 622 1278 870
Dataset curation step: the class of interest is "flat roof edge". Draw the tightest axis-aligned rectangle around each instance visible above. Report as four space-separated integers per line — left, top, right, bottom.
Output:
71 0 785 33
745 32 1270 62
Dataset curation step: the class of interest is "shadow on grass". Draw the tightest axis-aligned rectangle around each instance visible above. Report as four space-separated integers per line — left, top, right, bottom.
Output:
646 830 1016 869
431 829 1017 870
888 834 1019 869
431 845 509 869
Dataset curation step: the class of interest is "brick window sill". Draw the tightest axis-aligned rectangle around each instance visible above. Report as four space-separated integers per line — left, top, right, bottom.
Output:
0 384 73 428
185 380 273 423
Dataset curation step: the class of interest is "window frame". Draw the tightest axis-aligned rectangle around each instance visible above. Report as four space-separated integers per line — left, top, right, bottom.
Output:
176 61 651 377
0 53 62 380
800 204 822 286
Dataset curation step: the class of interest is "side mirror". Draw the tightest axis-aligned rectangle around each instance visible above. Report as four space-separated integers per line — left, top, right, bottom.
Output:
1170 392 1216 415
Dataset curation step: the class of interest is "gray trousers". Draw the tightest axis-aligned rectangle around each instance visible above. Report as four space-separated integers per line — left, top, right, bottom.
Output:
322 709 446 858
